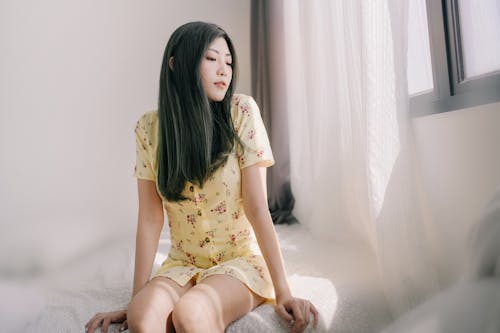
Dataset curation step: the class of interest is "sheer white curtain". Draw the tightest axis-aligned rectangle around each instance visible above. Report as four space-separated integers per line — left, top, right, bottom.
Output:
279 0 440 315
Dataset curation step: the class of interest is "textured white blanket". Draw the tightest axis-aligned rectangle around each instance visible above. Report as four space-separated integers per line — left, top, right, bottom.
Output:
382 186 500 333
3 224 392 332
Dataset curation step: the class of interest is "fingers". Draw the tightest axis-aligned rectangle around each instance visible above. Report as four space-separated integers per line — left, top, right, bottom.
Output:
290 301 305 333
275 303 294 322
85 313 99 331
85 313 103 333
303 301 311 330
85 311 127 333
310 303 319 329
292 299 319 333
277 298 319 333
119 320 128 332
101 317 111 333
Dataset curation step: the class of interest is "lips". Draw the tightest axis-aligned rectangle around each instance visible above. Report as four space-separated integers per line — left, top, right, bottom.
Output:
214 81 227 88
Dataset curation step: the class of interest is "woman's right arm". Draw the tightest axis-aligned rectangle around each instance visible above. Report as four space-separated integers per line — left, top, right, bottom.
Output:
85 179 164 333
132 178 165 296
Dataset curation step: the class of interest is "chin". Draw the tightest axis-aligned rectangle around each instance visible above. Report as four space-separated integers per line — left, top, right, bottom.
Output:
208 93 227 102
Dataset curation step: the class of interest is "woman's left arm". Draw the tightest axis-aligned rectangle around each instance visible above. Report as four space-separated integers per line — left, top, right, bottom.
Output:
242 164 318 332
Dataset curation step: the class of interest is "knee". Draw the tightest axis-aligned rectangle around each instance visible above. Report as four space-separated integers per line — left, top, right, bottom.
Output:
127 298 153 333
172 296 211 333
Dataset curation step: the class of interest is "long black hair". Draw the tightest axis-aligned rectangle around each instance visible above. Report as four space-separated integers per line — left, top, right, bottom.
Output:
157 21 243 201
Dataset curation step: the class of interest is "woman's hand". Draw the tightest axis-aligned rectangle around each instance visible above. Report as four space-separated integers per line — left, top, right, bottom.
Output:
85 309 127 333
275 296 319 333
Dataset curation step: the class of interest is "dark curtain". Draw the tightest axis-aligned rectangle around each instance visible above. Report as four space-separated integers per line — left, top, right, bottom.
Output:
251 0 297 224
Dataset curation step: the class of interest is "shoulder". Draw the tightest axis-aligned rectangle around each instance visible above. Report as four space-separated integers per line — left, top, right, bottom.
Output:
230 94 260 125
135 110 159 150
135 110 159 134
136 110 158 128
231 93 257 110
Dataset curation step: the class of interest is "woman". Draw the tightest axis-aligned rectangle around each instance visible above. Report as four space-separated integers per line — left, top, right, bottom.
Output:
85 21 318 333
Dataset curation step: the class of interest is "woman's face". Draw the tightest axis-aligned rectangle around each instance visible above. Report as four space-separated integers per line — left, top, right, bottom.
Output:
200 37 233 102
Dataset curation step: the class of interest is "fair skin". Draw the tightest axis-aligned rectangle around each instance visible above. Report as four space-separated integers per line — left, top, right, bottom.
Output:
199 36 233 102
86 37 318 333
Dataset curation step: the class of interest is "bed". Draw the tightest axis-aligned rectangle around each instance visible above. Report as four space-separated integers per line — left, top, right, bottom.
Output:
8 184 500 333
2 223 393 333
381 185 500 333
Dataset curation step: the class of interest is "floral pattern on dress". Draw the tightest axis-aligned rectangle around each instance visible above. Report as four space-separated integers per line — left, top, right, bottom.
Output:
221 182 231 196
199 237 210 248
133 111 157 181
185 252 196 265
134 94 276 300
227 229 250 247
231 209 241 220
191 193 207 205
240 102 251 116
247 129 255 140
212 251 225 264
233 96 275 169
210 201 227 215
174 240 183 251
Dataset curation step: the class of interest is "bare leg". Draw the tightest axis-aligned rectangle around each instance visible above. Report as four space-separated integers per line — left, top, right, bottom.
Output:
172 274 265 333
127 276 195 333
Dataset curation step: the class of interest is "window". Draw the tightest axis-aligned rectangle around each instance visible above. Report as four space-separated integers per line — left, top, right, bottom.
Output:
409 0 500 117
457 0 500 79
407 0 433 96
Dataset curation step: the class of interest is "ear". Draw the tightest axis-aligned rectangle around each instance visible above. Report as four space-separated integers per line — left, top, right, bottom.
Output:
168 56 174 71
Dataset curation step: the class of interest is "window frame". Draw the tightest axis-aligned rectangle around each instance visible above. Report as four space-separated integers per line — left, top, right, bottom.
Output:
410 0 500 117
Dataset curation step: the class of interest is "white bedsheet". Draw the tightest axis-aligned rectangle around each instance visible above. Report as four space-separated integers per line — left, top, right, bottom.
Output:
381 185 500 333
3 224 392 333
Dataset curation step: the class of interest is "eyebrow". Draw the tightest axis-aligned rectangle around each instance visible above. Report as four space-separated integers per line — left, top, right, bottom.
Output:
207 48 232 57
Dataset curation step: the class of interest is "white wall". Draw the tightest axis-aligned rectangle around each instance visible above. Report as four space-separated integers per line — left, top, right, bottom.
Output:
0 0 251 276
412 101 500 283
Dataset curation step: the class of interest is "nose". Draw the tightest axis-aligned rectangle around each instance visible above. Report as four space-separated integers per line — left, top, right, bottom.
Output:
217 68 226 76
217 62 228 77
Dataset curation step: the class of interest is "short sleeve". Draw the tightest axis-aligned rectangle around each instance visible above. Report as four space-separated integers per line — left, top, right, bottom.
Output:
133 115 156 181
236 96 275 169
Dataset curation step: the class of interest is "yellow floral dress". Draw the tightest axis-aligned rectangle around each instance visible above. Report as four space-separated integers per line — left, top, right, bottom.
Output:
133 94 276 301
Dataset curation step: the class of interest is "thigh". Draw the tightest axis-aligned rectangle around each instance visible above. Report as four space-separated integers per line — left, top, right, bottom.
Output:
142 275 193 299
128 276 195 329
184 274 265 328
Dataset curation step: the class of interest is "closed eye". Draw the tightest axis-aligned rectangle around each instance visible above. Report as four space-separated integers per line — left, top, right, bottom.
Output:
205 55 232 67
